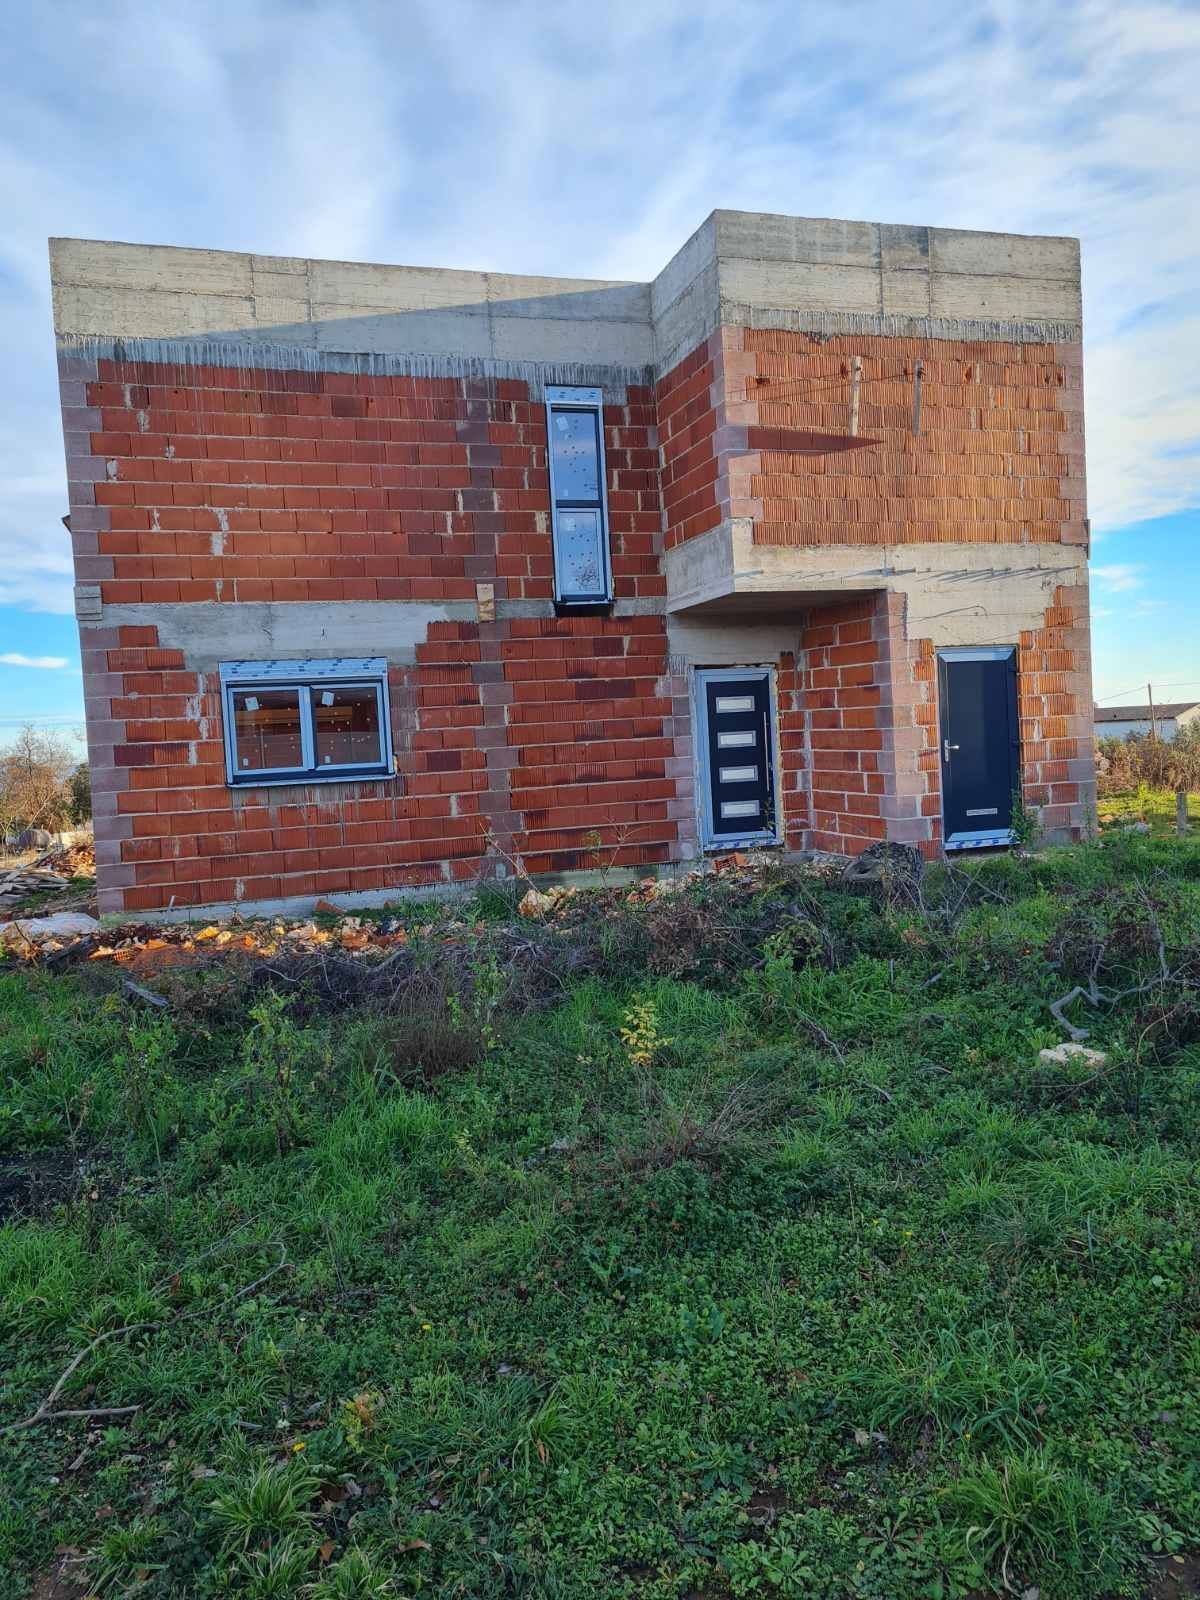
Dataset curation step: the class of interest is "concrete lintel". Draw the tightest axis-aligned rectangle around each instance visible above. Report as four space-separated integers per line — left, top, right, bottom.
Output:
92 595 666 667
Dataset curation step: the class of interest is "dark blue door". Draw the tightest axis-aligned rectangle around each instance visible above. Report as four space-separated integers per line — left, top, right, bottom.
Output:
938 649 1020 844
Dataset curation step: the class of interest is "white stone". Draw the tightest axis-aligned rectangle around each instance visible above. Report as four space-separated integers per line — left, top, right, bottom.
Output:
1038 1042 1109 1070
0 912 101 945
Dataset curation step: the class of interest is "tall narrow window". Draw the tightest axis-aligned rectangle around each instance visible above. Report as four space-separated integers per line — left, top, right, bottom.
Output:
545 385 612 606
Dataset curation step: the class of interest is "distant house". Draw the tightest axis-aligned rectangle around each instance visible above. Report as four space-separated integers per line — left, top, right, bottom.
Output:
1095 703 1200 742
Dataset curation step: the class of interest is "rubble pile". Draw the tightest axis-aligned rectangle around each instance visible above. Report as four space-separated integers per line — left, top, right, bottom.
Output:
0 840 97 916
44 840 96 878
0 866 69 913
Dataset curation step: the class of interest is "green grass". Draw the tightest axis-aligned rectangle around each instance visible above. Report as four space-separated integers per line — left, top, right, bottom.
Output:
3 836 1200 1598
1099 784 1200 834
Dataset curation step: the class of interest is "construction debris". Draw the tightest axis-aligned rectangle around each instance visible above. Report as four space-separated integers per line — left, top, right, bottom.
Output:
0 868 69 912
44 840 96 878
0 851 856 974
0 840 96 916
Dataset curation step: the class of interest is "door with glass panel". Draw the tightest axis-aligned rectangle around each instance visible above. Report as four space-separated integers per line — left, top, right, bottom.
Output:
695 668 780 848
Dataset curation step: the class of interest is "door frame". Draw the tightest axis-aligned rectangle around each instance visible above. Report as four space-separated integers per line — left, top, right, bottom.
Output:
692 665 784 851
936 645 1020 851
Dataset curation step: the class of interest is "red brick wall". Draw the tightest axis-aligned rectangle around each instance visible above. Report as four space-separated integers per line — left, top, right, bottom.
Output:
89 613 677 914
499 615 676 875
742 330 1085 549
801 598 893 856
797 585 1093 858
775 650 811 848
654 326 1085 555
656 340 721 551
70 334 1092 914
1018 583 1093 837
82 362 663 608
75 359 676 913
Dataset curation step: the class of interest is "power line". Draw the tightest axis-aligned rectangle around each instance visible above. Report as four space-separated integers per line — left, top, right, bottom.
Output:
1095 681 1200 704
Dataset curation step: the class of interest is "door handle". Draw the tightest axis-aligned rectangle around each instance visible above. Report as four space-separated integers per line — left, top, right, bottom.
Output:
943 740 960 762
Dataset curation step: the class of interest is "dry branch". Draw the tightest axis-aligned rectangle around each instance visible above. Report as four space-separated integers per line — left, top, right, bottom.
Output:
3 1238 289 1436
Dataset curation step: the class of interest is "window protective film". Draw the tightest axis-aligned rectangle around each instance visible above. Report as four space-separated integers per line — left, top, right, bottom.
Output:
310 684 382 768
555 509 605 598
550 409 601 499
232 687 303 771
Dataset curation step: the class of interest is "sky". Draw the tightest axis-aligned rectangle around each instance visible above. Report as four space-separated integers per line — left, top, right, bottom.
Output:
2 0 1199 747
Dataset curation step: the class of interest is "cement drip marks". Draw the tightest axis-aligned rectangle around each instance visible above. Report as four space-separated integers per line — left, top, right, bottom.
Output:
56 335 654 400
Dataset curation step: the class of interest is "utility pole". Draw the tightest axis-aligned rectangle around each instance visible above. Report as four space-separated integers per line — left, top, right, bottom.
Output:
1148 683 1158 741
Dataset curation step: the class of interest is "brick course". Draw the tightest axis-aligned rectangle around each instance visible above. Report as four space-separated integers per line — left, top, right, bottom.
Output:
86 363 663 608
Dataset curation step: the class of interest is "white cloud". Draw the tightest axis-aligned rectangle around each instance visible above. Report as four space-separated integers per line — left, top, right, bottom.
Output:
0 652 71 669
0 0 1198 622
1093 564 1146 592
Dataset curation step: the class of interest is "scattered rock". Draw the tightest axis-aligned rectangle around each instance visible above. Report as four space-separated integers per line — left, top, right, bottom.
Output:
842 840 926 889
518 885 576 918
1038 1041 1109 1070
0 911 101 949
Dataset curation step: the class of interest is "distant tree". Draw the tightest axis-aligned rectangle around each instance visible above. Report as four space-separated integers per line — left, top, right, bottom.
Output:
67 760 92 825
0 725 79 840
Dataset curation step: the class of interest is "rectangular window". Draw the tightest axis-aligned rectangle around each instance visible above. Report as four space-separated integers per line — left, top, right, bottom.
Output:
545 384 612 605
219 658 393 787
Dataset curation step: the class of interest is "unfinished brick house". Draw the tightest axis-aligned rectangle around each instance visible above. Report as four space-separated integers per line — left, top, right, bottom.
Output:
49 210 1095 917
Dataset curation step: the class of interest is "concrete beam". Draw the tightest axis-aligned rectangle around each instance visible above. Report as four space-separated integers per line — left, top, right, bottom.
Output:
664 523 1090 647
51 209 1083 382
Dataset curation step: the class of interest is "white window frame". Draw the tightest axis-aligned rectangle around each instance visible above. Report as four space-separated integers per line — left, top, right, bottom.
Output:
219 657 395 788
693 666 785 851
545 384 613 606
